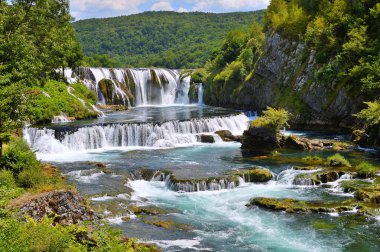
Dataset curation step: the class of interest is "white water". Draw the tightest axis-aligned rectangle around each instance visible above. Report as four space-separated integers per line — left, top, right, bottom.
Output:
25 114 249 155
51 114 72 124
63 67 191 107
197 83 204 105
128 180 339 251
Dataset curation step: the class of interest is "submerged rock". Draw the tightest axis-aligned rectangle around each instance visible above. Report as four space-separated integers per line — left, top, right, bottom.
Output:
215 130 240 142
12 190 99 225
199 134 215 143
232 168 273 183
247 197 356 214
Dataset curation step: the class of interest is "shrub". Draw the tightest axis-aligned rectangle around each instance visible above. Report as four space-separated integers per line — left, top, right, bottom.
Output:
355 101 380 126
356 162 378 178
1 138 40 176
326 154 351 167
0 170 16 188
251 107 290 131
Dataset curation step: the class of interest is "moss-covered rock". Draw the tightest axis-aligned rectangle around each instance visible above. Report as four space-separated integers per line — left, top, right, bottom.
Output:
356 185 380 204
200 134 215 143
232 168 273 183
129 205 170 216
247 197 356 213
215 130 240 142
143 217 192 231
339 180 373 193
241 127 281 151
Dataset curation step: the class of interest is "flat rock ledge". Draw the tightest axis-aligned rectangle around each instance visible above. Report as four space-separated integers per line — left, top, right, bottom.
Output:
11 189 100 225
247 197 356 214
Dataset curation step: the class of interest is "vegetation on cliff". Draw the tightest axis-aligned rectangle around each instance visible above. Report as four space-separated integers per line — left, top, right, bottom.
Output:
74 11 264 68
200 0 379 131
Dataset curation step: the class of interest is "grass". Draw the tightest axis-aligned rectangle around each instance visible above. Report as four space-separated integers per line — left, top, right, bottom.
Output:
326 154 351 167
356 162 379 178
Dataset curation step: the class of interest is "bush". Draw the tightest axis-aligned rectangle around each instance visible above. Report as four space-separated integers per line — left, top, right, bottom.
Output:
251 107 290 131
356 162 378 178
326 154 351 167
355 101 380 126
1 138 40 176
0 216 157 252
0 170 16 188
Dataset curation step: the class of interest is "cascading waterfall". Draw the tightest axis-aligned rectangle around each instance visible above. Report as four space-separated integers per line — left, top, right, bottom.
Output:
197 83 204 105
24 113 249 154
63 67 192 107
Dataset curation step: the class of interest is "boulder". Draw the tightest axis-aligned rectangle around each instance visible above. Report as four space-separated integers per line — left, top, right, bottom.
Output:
233 168 273 183
200 134 215 143
13 190 99 225
241 127 281 151
215 130 240 142
247 197 355 213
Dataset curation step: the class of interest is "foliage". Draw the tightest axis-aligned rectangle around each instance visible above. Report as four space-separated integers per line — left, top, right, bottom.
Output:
326 154 351 167
0 0 83 159
1 138 40 177
74 11 264 69
250 107 290 131
265 0 380 98
204 21 265 102
0 84 28 159
28 81 98 124
355 101 380 126
356 162 378 178
0 216 155 252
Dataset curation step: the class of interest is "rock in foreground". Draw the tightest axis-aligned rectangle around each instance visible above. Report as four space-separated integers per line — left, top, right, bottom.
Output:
12 190 99 225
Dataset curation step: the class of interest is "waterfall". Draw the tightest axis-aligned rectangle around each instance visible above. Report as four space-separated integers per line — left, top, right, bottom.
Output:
25 113 249 154
64 67 192 107
197 83 204 105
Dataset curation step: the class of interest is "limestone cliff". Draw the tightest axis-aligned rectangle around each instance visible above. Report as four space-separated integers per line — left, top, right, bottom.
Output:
205 33 363 128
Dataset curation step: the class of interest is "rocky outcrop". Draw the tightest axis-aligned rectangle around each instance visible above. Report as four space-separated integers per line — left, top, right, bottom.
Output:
241 127 350 151
205 32 361 128
13 190 99 225
247 197 356 214
215 130 240 142
241 127 281 151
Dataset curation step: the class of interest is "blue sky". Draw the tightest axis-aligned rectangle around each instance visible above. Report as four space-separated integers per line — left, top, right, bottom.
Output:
70 0 270 20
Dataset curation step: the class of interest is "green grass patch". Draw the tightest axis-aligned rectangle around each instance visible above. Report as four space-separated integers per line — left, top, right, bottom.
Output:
326 154 351 167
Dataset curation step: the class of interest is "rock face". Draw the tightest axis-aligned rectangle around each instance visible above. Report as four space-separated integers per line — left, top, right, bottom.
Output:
205 32 361 128
241 127 280 151
15 190 99 225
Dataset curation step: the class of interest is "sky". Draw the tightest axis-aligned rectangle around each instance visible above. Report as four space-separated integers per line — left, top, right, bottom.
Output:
70 0 270 20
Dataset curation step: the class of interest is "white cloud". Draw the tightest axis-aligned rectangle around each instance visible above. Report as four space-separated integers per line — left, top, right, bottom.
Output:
150 1 174 11
70 0 147 19
71 0 146 11
191 0 269 12
178 7 188 12
218 0 269 9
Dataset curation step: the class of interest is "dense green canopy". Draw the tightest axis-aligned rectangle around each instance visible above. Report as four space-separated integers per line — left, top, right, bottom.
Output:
73 11 264 68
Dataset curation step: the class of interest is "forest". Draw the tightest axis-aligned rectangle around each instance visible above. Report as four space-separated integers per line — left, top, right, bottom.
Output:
74 11 263 68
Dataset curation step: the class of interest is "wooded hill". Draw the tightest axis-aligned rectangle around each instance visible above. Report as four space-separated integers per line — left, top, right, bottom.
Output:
73 11 264 69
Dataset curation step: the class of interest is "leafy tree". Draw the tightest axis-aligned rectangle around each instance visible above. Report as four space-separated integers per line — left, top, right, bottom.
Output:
0 0 83 159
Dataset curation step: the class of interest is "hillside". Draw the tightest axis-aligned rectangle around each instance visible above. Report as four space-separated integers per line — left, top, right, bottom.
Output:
73 11 264 69
201 0 380 132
